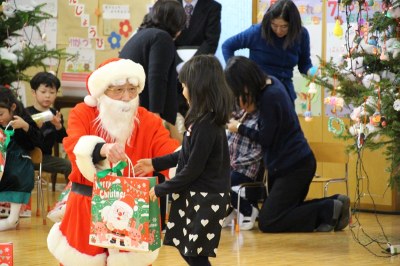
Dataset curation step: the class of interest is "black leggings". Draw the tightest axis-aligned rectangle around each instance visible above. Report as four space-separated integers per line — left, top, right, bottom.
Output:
180 253 211 266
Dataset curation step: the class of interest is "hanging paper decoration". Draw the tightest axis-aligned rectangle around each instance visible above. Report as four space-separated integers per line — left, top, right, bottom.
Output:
119 20 133 38
107 32 121 49
328 117 345 136
333 19 343 37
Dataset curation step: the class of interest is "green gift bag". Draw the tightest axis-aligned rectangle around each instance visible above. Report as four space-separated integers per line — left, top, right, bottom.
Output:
0 126 14 181
89 161 162 252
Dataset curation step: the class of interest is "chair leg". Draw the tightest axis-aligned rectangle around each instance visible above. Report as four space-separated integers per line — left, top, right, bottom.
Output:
36 174 41 217
36 172 46 225
236 188 244 233
165 194 170 224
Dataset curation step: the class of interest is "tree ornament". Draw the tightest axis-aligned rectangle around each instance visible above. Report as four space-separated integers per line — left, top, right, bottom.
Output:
393 99 400 111
2 1 16 18
333 19 343 37
304 110 312 122
308 82 317 93
0 48 18 64
328 117 345 136
380 116 387 128
357 132 366 148
369 111 381 126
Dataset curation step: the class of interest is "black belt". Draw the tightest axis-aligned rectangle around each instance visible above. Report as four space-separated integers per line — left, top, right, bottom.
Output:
71 182 93 197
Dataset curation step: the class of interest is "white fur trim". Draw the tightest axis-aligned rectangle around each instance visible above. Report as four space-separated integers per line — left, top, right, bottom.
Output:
47 222 107 266
73 136 110 182
84 95 98 107
87 59 145 100
107 248 159 266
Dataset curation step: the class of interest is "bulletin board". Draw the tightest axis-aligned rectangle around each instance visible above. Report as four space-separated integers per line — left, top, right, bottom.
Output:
54 0 153 97
58 0 153 71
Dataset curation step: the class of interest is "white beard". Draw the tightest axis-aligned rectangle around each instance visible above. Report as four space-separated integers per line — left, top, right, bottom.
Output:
96 95 139 144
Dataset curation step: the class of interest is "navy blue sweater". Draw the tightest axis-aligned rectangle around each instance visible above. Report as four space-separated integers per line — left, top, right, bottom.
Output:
238 76 312 175
222 23 312 102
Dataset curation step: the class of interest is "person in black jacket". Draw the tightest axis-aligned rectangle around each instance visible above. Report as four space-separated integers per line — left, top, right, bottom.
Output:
135 55 233 266
119 0 186 126
175 0 222 129
26 72 71 191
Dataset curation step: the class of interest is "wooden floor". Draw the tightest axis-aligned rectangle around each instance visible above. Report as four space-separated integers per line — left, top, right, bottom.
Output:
1 185 400 266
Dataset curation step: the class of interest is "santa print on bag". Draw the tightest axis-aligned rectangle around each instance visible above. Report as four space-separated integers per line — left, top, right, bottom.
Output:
90 176 152 251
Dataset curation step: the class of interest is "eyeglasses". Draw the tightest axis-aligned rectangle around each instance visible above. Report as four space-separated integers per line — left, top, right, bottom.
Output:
271 23 289 30
105 86 139 97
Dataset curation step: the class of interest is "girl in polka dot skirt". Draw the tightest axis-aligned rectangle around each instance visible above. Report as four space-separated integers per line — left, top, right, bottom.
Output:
135 55 233 266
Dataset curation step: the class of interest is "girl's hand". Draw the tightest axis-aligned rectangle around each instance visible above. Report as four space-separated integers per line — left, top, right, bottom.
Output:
100 143 126 164
51 111 63 130
134 159 154 176
226 118 240 133
11 116 29 132
149 187 158 201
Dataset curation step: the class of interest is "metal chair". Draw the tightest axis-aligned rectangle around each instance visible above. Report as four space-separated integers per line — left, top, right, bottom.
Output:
235 168 268 232
309 142 349 197
29 147 48 225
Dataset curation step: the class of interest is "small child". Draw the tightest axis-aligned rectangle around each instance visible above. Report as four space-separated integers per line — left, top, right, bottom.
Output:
0 86 42 231
135 55 233 266
26 72 71 191
225 107 263 231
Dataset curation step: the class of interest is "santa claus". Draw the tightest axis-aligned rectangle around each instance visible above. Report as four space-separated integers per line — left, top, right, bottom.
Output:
102 199 133 247
47 58 179 266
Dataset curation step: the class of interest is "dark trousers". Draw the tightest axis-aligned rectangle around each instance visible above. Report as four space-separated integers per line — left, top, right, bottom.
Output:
230 171 257 216
35 154 71 191
258 153 335 232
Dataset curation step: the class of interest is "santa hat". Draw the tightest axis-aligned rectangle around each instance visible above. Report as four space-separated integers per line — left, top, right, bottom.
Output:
84 58 146 107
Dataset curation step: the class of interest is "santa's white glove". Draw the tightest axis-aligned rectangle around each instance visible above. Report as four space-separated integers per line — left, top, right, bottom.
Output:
101 143 126 164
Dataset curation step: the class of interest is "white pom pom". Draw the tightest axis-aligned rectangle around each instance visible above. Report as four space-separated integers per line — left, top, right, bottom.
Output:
84 95 97 107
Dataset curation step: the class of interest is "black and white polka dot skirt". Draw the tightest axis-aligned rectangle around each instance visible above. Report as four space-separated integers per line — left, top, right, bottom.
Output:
163 190 230 257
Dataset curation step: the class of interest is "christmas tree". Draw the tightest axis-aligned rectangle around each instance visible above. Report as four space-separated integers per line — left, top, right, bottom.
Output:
0 0 69 97
310 0 400 188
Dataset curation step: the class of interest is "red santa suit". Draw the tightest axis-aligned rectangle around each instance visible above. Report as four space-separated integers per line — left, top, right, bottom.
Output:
47 58 180 266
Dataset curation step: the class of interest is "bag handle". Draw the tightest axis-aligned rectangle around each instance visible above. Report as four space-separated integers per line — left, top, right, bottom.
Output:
95 156 136 191
0 122 15 153
96 155 136 179
125 155 136 178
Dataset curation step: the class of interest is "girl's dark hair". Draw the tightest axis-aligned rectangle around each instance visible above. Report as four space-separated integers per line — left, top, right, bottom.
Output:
224 56 266 107
179 55 233 127
261 0 302 49
0 86 27 117
139 0 186 38
30 72 61 91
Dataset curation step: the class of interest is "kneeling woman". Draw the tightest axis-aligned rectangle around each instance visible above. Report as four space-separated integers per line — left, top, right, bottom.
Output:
224 56 350 233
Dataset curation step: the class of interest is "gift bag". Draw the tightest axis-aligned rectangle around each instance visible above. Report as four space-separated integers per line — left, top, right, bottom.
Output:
47 181 72 222
0 127 14 181
89 161 161 252
0 242 13 266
